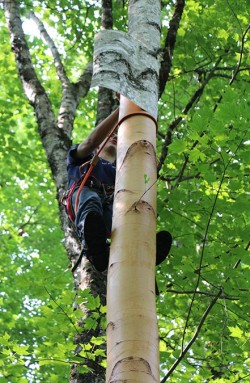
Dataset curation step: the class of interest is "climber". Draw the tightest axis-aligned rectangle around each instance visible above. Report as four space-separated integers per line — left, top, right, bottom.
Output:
65 106 172 274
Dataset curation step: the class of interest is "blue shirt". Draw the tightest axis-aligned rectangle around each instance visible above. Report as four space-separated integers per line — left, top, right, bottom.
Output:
67 144 116 188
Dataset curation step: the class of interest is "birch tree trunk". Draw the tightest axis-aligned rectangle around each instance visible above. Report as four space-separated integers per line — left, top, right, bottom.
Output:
103 1 161 382
107 98 159 383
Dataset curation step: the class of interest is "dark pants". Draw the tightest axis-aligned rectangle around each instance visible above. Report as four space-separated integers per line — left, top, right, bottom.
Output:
71 186 113 244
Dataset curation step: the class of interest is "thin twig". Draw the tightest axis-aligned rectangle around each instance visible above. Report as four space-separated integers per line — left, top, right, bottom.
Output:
230 24 250 85
181 134 247 353
44 287 80 335
167 289 239 301
214 24 250 112
159 0 186 95
159 172 201 183
161 288 223 383
233 372 250 383
158 57 222 174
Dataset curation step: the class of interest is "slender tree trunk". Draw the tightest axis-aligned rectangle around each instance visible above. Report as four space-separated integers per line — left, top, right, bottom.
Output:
106 1 161 382
107 98 159 383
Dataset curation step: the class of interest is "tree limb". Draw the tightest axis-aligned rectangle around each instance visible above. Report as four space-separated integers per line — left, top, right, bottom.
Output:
181 134 247 353
166 289 239 301
95 0 115 125
159 172 201 183
3 0 69 185
161 288 223 383
213 24 250 112
45 287 80 335
27 11 93 135
28 11 69 87
159 0 186 95
157 57 222 174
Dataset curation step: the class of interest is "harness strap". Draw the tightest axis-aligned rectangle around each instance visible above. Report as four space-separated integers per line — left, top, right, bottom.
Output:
118 111 158 132
60 181 79 222
74 154 100 213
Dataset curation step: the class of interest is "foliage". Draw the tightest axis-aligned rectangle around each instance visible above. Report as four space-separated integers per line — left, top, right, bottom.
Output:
0 0 249 382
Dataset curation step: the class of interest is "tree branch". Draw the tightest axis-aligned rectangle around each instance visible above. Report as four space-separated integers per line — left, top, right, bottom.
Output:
27 11 93 135
18 206 40 236
169 209 204 230
3 0 68 183
45 287 80 335
4 1 52 108
159 0 186 95
158 23 249 181
229 24 250 85
158 25 249 184
101 0 113 29
28 11 69 87
161 288 223 383
213 24 250 112
95 0 115 125
157 57 222 174
159 172 201 183
181 134 247 353
166 289 239 301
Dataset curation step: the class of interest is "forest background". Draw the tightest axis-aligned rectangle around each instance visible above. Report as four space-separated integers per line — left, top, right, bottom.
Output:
0 1 249 382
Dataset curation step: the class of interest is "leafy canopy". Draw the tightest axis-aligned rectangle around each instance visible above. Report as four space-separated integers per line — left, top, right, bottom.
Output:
0 1 249 382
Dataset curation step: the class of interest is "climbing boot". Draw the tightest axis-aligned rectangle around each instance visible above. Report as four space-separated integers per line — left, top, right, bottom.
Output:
156 230 172 266
155 230 172 295
84 211 109 272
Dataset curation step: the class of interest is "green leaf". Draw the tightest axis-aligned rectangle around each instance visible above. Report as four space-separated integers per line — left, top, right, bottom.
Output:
13 345 30 356
189 148 206 162
228 326 244 339
168 140 187 154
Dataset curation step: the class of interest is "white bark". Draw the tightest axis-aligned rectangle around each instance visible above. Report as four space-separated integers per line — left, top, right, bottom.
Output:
106 98 159 383
91 1 161 119
128 0 161 51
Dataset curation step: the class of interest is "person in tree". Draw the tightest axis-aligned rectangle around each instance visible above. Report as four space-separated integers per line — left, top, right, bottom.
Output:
66 107 119 272
65 106 172 276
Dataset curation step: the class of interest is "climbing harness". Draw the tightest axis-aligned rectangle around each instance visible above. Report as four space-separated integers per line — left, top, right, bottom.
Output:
62 109 158 222
61 171 115 223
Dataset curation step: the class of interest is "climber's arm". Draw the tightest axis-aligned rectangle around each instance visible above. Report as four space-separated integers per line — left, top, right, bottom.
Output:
74 107 119 160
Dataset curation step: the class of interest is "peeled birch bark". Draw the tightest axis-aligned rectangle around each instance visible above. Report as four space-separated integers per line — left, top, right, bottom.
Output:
92 30 159 118
91 0 161 118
